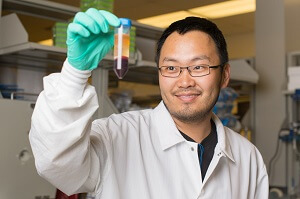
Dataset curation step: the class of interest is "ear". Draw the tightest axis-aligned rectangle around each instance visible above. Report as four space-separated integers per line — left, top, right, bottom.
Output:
221 63 230 88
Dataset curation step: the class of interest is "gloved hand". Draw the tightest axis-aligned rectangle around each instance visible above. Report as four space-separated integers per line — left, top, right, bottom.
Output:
67 8 120 71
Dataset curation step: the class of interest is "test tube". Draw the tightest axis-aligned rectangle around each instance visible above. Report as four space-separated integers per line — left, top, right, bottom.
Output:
114 18 131 79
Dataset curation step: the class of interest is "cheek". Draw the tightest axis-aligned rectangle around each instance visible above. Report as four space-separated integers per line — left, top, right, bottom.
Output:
197 76 222 94
159 77 175 97
159 79 168 95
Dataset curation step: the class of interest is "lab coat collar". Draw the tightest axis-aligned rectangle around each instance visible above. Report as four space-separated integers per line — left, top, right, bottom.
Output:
212 114 235 163
153 101 235 163
153 101 185 150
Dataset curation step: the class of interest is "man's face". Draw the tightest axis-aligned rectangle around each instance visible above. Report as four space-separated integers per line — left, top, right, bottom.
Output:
158 31 230 123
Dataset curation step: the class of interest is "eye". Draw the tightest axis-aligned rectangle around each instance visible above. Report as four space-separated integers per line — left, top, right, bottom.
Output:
163 66 180 72
166 66 177 71
192 65 207 70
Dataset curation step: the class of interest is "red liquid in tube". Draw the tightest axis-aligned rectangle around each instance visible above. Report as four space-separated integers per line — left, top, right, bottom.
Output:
114 56 129 78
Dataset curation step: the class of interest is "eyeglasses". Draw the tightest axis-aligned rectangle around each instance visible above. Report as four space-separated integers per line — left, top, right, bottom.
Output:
158 64 223 78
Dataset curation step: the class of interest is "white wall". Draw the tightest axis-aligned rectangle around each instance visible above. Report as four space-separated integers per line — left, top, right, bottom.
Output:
255 0 286 189
285 0 300 53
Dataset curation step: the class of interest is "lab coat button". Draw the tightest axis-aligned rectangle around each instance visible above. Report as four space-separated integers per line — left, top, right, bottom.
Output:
200 189 205 197
191 147 194 151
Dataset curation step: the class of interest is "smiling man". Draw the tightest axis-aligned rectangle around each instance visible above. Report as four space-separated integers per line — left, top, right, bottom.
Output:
158 29 229 143
29 8 269 199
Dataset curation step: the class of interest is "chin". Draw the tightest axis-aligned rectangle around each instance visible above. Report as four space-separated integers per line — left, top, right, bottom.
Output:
172 106 209 122
166 99 214 122
173 110 210 123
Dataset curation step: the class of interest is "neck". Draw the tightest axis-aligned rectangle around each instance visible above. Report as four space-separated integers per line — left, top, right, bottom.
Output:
173 113 212 143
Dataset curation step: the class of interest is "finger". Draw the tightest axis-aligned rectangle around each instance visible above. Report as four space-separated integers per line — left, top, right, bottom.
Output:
99 10 120 28
85 8 108 34
67 23 90 39
73 11 99 34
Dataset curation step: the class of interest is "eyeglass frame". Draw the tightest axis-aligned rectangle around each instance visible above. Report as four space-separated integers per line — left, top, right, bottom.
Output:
157 63 225 78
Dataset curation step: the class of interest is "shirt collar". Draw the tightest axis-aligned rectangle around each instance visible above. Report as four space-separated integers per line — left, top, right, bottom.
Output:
179 120 217 145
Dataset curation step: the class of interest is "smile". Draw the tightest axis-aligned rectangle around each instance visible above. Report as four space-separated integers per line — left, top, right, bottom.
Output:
175 93 200 102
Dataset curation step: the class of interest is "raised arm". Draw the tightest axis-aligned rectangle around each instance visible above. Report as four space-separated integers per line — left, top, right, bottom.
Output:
29 9 120 195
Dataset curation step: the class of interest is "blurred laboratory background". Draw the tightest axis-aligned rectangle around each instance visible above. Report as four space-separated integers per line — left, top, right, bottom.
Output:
0 0 300 198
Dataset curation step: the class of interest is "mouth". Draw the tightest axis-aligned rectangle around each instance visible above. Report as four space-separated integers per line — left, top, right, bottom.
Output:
174 92 201 102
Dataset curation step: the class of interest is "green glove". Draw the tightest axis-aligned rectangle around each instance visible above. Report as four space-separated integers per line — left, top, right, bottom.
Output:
67 8 120 71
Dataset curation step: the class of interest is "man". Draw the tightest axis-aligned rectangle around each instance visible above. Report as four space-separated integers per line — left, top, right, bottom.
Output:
29 8 269 198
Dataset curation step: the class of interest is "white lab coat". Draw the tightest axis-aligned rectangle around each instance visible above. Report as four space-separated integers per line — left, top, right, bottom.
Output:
29 60 269 199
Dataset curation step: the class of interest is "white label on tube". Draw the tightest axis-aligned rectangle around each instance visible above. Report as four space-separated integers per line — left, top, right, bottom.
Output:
117 26 123 70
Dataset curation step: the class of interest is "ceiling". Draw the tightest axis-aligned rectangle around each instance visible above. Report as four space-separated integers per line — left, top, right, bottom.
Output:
114 0 254 36
2 0 254 42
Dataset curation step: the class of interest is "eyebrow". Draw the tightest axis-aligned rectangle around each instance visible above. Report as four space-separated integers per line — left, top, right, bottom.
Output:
162 55 211 63
191 55 210 62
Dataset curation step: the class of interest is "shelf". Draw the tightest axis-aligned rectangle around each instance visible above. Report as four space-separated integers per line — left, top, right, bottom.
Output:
2 0 164 38
136 60 157 68
0 42 66 71
229 59 259 84
2 0 79 22
0 42 140 75
283 90 295 95
132 21 164 40
0 42 259 85
2 1 163 37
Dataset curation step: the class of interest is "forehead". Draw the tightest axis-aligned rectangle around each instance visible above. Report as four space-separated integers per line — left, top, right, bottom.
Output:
160 31 219 63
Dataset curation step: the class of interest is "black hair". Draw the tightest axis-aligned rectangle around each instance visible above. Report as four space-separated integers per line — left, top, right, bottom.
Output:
155 17 228 67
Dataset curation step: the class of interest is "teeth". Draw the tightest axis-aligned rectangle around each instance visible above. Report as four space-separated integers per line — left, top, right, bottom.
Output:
178 95 196 99
177 94 197 97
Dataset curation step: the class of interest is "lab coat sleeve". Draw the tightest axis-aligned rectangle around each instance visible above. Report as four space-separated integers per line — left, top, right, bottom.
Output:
255 159 269 198
29 59 104 195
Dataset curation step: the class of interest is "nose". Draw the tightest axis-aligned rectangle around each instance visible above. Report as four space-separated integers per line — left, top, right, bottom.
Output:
177 68 196 88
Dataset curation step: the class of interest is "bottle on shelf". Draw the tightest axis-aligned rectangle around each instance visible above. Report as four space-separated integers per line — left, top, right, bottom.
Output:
240 126 252 142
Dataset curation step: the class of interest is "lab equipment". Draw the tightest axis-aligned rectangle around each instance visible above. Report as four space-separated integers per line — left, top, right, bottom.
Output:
213 87 240 131
110 90 132 112
80 0 114 13
0 98 56 199
270 89 300 198
53 21 68 48
114 18 131 79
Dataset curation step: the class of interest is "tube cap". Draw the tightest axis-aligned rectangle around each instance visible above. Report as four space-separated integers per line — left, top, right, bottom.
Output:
119 18 132 27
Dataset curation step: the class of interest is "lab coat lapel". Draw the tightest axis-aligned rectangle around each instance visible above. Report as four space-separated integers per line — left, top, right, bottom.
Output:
152 102 235 161
152 101 185 150
212 114 235 163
